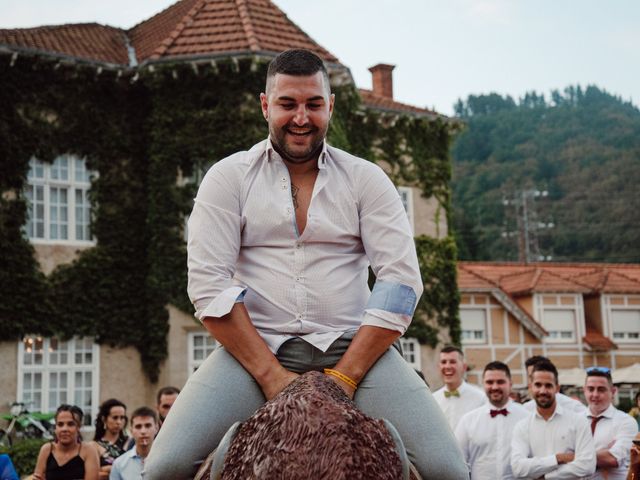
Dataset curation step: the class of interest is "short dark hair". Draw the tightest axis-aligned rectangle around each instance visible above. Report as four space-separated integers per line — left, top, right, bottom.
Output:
130 406 158 425
525 355 549 369
440 345 464 358
156 386 180 405
531 360 558 384
483 361 511 379
265 49 329 94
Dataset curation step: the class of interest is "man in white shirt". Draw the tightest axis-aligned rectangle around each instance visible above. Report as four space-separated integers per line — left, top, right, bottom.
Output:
455 361 529 479
583 367 638 480
523 355 588 415
145 49 465 480
434 345 486 431
110 407 158 480
511 360 596 479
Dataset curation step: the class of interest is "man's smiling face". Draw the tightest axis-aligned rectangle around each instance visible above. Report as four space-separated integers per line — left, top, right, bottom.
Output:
260 71 334 164
439 351 466 388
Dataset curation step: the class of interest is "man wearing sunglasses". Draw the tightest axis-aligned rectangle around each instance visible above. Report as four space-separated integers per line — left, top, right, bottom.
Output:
583 367 638 480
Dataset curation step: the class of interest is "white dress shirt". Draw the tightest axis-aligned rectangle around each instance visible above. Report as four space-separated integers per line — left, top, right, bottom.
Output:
433 381 487 431
585 403 639 480
455 399 529 479
187 139 423 353
524 392 588 415
511 404 596 479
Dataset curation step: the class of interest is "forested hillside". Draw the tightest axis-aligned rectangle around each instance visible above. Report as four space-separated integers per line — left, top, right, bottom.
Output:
451 86 640 263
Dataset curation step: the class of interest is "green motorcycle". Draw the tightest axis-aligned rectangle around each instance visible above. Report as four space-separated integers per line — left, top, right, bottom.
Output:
0 402 55 447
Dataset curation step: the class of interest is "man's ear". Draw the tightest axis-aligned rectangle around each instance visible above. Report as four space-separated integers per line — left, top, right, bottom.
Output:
260 93 269 121
328 93 335 118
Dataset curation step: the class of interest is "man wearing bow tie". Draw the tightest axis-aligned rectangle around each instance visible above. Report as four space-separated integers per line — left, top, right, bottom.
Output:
434 346 486 431
455 361 529 479
511 360 596 479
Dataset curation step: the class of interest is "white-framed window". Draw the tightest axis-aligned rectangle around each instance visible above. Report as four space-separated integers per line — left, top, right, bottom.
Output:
397 186 415 233
611 309 640 341
460 308 487 343
188 332 217 373
542 309 576 342
18 336 99 426
400 337 421 370
25 155 95 243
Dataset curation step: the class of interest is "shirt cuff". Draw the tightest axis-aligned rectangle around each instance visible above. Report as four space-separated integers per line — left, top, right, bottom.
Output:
361 309 410 334
196 286 247 321
537 455 561 480
366 281 418 315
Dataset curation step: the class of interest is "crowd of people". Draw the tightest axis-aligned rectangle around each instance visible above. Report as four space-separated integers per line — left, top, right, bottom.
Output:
0 386 181 480
433 346 640 479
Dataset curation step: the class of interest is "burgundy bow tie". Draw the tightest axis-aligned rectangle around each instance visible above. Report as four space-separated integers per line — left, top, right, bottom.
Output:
490 408 508 417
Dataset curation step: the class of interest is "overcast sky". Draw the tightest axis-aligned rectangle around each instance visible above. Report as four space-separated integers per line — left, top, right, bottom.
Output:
2 0 638 115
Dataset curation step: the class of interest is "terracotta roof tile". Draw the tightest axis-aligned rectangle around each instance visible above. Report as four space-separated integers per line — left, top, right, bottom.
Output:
358 88 437 117
458 261 640 295
583 327 617 351
0 23 128 64
1 0 341 67
457 265 496 290
128 0 340 64
498 269 538 294
601 270 640 293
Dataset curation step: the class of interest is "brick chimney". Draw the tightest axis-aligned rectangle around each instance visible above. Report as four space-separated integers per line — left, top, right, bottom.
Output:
368 63 395 99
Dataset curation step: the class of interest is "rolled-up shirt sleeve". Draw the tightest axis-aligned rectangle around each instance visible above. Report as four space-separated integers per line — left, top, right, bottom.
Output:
358 165 423 333
187 158 247 321
608 414 638 466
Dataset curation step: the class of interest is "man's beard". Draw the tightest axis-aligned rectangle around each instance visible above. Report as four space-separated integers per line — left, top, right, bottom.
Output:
270 122 326 164
534 393 554 409
488 391 507 407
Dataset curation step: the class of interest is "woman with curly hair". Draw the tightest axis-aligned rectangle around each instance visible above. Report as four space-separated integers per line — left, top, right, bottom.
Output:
90 399 133 480
33 404 99 480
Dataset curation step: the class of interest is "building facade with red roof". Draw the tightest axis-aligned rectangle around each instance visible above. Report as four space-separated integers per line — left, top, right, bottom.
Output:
457 262 640 397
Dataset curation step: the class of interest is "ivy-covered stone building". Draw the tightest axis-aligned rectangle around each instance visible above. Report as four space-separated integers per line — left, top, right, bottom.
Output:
0 0 459 426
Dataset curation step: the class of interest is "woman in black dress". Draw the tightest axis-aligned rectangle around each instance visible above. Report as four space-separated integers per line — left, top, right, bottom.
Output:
33 405 99 480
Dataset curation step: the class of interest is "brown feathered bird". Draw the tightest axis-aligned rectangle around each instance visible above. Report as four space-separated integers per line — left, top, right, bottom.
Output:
197 371 410 480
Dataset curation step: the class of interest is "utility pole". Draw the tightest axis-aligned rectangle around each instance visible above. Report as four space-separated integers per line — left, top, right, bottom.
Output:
502 189 554 263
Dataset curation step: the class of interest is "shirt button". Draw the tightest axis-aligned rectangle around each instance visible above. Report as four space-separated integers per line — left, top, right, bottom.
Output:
281 177 287 182
295 243 301 248
296 314 303 320
295 276 301 282
281 184 287 190
286 207 292 214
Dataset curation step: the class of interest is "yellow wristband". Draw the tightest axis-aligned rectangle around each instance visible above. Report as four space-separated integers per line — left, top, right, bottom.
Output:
324 368 358 389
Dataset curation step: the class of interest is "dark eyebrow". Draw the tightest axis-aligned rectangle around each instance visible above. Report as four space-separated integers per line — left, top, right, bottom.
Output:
276 96 325 103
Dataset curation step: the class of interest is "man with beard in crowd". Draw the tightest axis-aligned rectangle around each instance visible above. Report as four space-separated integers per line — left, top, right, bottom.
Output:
455 361 529 479
523 355 587 414
511 359 596 479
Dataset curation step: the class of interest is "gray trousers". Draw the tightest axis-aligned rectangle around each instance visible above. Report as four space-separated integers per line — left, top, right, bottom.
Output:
144 334 467 479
